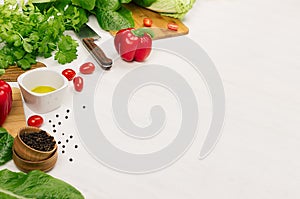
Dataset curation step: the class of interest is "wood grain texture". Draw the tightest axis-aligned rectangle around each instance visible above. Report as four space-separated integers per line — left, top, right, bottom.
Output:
2 88 26 137
0 62 46 82
110 3 189 40
13 149 58 173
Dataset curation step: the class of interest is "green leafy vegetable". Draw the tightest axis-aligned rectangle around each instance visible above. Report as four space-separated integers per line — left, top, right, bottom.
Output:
134 0 196 19
33 0 135 31
0 169 84 199
0 128 13 166
63 5 89 31
120 0 133 3
55 35 79 64
0 0 79 73
133 0 156 7
95 6 134 31
95 0 120 11
72 0 96 11
36 0 89 31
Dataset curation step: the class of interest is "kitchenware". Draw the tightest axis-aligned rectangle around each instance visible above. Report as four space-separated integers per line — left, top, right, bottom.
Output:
110 3 189 40
13 148 58 173
2 88 26 137
17 68 68 113
0 62 45 82
13 126 57 161
76 25 113 70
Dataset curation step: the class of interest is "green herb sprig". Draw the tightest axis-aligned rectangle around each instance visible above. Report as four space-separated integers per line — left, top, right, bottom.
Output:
0 0 79 72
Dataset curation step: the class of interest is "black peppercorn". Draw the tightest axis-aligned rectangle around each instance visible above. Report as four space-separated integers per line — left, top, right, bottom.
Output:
20 130 56 152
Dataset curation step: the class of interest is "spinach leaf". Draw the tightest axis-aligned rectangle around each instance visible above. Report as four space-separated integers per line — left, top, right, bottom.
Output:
72 0 96 11
96 6 134 31
0 128 13 166
120 0 133 3
0 169 84 199
133 0 156 7
95 0 120 11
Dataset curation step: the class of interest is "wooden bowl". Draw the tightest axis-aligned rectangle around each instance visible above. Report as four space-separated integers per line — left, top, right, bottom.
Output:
13 148 58 173
13 127 57 161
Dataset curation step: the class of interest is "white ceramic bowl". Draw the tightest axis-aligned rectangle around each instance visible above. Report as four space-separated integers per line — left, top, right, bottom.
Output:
17 68 68 113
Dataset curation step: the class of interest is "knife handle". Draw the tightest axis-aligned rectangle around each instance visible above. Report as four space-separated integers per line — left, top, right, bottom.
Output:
82 38 113 70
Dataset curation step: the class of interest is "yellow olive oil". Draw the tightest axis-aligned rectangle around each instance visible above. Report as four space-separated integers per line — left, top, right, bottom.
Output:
31 86 56 94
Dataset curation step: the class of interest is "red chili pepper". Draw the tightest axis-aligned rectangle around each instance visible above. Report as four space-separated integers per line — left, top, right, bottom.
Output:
114 28 154 62
0 80 12 126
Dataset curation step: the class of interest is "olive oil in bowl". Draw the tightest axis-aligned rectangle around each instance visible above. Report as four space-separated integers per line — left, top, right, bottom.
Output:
31 86 56 94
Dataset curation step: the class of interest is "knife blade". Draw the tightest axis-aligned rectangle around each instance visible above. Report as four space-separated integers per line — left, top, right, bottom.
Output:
76 25 113 70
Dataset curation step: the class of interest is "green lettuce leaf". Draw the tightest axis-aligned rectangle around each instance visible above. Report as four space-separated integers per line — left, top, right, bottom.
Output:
0 128 13 166
0 169 84 199
134 0 196 19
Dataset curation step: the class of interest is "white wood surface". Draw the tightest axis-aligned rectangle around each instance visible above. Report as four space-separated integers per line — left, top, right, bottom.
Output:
2 0 300 198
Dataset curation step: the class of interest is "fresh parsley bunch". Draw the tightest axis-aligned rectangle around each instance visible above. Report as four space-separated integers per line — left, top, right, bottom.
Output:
0 0 79 72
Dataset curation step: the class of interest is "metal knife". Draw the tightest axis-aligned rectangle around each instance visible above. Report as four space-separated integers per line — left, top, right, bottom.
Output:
76 25 113 70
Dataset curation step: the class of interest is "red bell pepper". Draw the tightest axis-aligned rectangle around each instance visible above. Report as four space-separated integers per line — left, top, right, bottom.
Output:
114 28 154 62
0 80 12 126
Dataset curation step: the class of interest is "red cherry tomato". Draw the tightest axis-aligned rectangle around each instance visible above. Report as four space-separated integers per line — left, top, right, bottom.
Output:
80 62 95 74
27 115 44 128
167 23 178 31
143 18 153 27
62 68 76 81
73 76 83 92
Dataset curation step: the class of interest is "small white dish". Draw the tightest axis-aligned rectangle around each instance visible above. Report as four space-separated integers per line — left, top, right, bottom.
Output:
17 68 68 113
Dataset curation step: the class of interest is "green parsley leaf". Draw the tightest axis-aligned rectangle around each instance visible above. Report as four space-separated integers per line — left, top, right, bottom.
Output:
55 35 78 64
23 41 33 53
17 59 31 70
0 0 80 73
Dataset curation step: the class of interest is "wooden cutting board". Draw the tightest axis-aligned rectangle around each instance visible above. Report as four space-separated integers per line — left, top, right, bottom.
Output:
110 3 189 40
0 62 46 82
2 88 26 137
